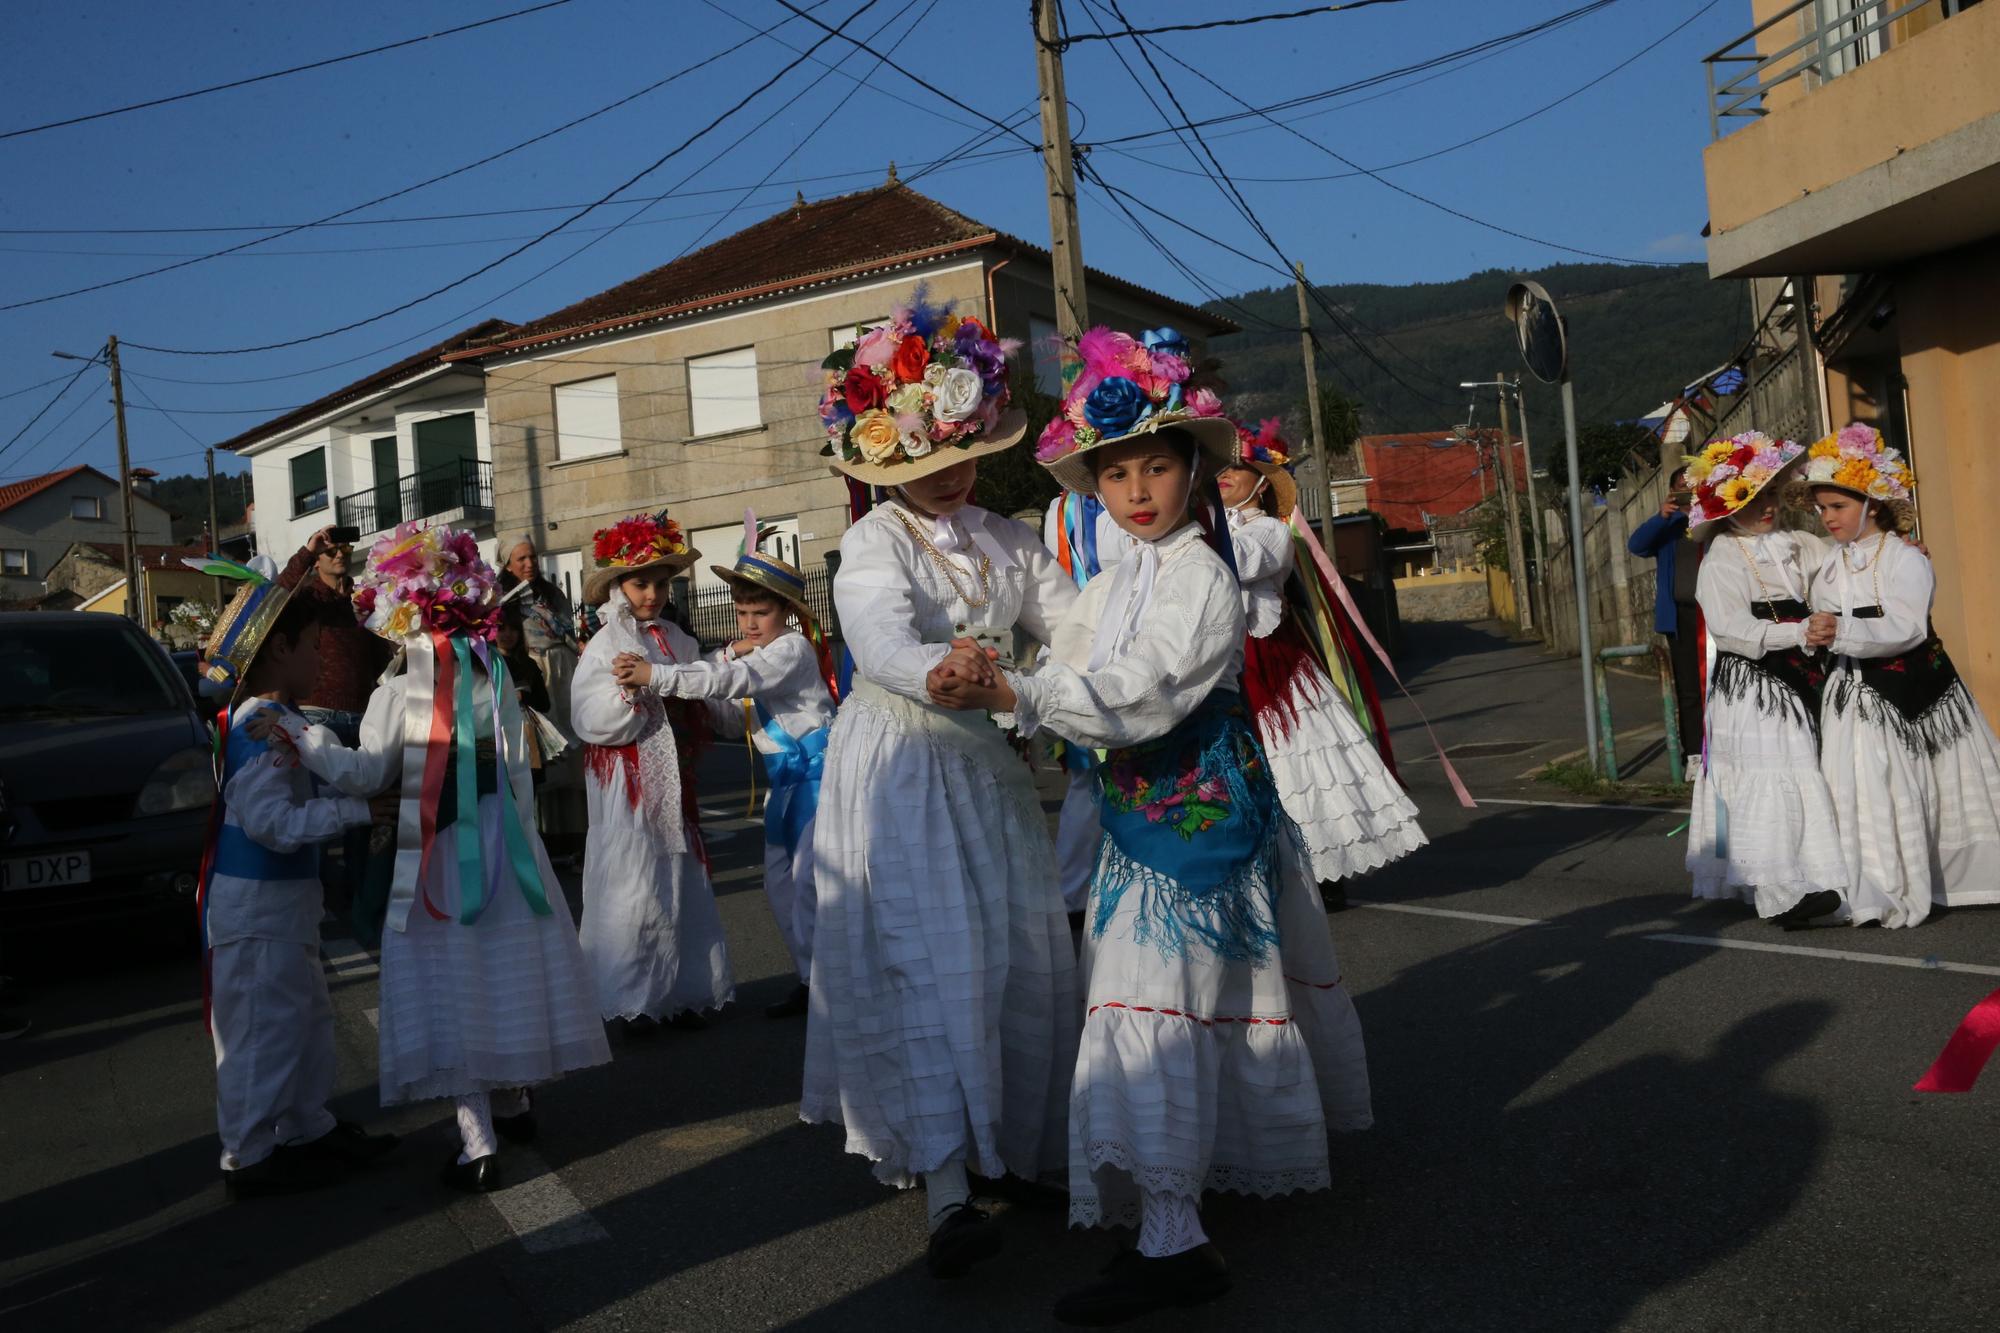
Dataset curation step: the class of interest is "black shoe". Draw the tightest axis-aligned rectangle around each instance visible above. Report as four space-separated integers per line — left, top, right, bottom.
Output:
1775 889 1842 930
619 1015 660 1041
297 1120 399 1166
0 1011 29 1041
1053 1243 1231 1325
1068 910 1087 934
494 1091 537 1145
664 1009 709 1032
1319 880 1350 912
440 1154 501 1193
225 1145 349 1200
926 1202 1004 1279
764 983 810 1020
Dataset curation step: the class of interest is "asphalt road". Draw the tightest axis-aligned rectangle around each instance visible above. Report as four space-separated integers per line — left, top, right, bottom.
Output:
4 620 1998 1331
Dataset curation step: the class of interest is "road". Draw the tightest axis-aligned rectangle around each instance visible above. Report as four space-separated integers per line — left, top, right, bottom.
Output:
4 620 1998 1331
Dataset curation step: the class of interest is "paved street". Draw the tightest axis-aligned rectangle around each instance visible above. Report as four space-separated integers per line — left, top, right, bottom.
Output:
5 620 2000 1331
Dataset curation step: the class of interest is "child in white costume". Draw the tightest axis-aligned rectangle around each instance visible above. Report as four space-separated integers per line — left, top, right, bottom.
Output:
937 327 1372 1325
639 531 837 1018
574 512 735 1031
1805 425 2000 928
196 558 396 1198
1681 433 1848 926
1216 417 1424 894
262 523 609 1192
803 295 1079 1281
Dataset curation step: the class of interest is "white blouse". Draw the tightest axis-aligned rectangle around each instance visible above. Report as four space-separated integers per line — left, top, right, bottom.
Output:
1225 506 1293 638
1696 529 1827 659
834 500 1076 702
1812 533 1932 660
1009 522 1246 751
650 631 836 743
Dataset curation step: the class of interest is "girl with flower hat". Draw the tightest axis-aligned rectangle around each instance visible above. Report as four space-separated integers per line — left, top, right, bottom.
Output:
1681 432 1850 926
802 290 1081 1280
572 512 735 1033
1803 425 2000 927
1215 417 1424 906
258 522 609 1191
934 327 1373 1325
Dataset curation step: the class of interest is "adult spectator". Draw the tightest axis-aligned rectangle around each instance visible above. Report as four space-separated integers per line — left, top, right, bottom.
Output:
499 537 586 856
277 526 393 910
1627 470 1704 761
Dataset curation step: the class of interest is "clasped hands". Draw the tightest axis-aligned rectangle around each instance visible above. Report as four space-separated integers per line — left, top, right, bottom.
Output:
611 651 653 688
926 638 1014 712
1803 611 1838 649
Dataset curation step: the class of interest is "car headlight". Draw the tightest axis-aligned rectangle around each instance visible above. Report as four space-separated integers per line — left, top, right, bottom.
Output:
135 747 217 817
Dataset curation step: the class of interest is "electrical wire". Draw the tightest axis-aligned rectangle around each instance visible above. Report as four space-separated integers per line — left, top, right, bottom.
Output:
0 1 581 142
116 0 887 356
3 415 115 481
0 356 98 469
0 0 848 315
1058 0 1414 45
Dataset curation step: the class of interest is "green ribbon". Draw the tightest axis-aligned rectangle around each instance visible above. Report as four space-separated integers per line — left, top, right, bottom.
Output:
451 637 485 923
490 653 552 919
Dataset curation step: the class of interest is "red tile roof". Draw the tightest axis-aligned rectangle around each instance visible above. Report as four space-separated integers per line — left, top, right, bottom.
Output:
0 464 98 515
1360 431 1527 535
214 318 517 454
449 181 1234 360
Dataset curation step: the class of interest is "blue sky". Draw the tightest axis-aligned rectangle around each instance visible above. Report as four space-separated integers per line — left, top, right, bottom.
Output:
0 0 1744 487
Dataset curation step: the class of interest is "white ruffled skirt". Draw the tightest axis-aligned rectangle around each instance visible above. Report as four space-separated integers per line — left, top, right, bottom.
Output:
1069 834 1372 1230
1254 654 1425 883
377 794 611 1105
802 678 1079 1187
1822 670 2000 928
1686 673 1847 916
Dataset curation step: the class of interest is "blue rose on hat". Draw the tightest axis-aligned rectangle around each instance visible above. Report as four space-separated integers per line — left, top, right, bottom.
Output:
1084 376 1150 436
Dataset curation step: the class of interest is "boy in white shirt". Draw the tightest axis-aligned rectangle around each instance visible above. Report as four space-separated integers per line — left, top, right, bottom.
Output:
198 562 398 1198
619 534 837 1018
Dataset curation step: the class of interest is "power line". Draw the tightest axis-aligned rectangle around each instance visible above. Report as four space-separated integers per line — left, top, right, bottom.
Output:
0 370 82 404
3 415 115 481
0 1 581 142
0 0 847 315
1060 0 1414 45
119 0 888 356
0 356 97 469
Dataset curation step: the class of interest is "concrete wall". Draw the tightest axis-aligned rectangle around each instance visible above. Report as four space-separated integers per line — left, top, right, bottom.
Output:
0 474 172 601
1539 467 1671 660
1394 570 1492 623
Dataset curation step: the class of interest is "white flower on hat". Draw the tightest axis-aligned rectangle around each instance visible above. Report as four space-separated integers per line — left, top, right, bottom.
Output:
1805 457 1838 484
932 367 984 423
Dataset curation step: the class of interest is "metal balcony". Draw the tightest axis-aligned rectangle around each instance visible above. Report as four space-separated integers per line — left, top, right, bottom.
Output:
1704 1 1975 137
335 457 492 537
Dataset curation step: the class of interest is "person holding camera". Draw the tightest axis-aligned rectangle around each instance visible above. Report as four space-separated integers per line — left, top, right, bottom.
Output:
1627 469 1704 761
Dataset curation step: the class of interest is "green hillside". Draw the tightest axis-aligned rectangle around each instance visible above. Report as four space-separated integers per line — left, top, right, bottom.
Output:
1204 262 1750 457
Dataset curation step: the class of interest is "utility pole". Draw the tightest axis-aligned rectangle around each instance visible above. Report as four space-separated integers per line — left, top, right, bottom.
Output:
107 335 140 625
1295 261 1333 548
1513 378 1549 629
206 447 224 607
1033 0 1089 341
1492 372 1531 633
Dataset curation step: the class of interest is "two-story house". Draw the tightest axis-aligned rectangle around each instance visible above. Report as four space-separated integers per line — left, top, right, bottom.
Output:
1701 0 2000 711
441 179 1235 608
217 319 516 567
0 465 173 605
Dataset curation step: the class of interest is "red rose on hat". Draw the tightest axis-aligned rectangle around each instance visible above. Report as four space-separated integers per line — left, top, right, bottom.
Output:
890 334 931 384
842 366 888 414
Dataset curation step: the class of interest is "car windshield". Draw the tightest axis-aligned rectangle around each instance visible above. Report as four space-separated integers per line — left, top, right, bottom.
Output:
0 621 185 717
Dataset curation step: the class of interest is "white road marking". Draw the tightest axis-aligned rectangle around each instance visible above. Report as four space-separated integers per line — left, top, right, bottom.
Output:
362 1007 379 1029
0 1280 98 1319
1352 900 1548 928
321 942 378 978
1644 933 2000 977
1475 798 1681 816
711 864 763 886
487 1152 609 1253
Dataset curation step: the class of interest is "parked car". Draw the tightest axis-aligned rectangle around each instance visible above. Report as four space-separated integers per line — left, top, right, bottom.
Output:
169 648 208 704
0 613 214 931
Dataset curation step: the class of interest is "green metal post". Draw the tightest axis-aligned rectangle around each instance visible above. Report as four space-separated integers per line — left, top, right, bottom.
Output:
1593 655 1618 780
1656 643 1685 784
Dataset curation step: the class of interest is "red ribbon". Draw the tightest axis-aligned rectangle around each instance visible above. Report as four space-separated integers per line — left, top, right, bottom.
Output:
1914 985 2000 1093
417 630 456 921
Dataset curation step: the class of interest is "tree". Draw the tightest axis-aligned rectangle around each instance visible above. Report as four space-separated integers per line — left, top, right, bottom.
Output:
1309 384 1364 455
1545 421 1658 494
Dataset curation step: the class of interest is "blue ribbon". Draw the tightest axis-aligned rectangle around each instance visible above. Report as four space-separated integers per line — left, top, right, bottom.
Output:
1140 327 1189 358
754 705 827 856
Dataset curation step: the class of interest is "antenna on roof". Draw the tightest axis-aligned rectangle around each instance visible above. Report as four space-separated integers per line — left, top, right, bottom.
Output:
885 161 899 186
794 189 807 210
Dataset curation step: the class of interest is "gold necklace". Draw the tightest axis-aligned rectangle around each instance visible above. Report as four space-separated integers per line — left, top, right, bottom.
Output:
1840 529 1889 608
890 504 993 608
1730 533 1780 605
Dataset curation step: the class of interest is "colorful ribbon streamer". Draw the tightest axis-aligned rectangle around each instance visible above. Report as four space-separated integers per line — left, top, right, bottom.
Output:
1288 513 1475 809
1914 985 2000 1093
754 704 827 856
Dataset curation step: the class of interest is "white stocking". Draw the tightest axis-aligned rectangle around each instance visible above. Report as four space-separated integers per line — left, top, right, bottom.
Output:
455 1093 498 1164
1137 1188 1208 1259
924 1158 971 1233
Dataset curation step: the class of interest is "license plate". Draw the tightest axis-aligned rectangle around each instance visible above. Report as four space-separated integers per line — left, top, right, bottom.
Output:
1 850 92 891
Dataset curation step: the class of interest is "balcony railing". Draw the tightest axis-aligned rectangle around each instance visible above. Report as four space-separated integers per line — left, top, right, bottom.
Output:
1704 0 1972 137
335 457 492 536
